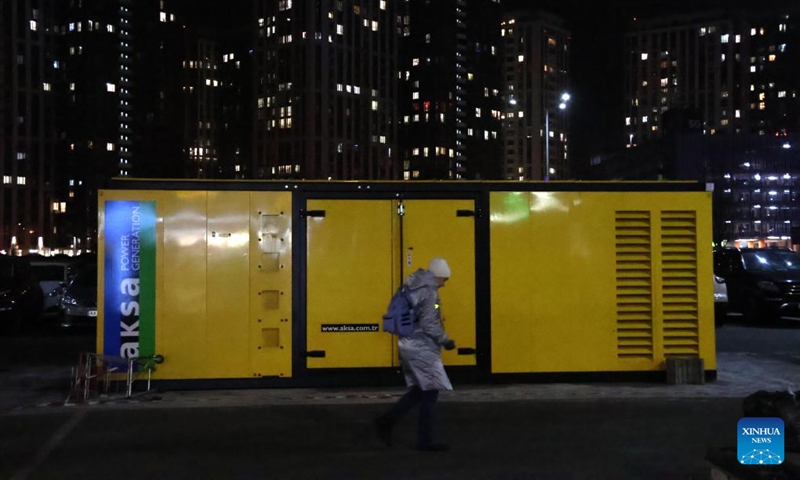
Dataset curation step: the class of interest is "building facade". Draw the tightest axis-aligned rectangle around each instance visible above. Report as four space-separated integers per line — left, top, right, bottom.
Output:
253 0 400 180
620 6 800 246
501 10 570 180
0 0 59 252
623 7 800 147
399 0 503 180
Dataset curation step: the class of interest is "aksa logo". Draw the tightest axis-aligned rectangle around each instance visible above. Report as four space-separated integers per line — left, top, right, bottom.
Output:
738 417 784 465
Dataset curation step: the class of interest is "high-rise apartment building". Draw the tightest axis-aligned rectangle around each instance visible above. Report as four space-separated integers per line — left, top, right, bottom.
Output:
501 10 570 180
623 7 800 147
0 0 59 252
55 1 249 249
399 0 503 180
132 1 190 181
620 7 800 246
253 0 400 180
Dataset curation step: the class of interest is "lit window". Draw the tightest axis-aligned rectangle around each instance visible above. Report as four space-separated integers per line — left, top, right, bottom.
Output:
30 20 37 31
641 53 648 60
107 143 115 151
43 82 51 91
107 83 116 92
372 100 378 111
3 176 10 184
518 55 524 62
160 12 167 22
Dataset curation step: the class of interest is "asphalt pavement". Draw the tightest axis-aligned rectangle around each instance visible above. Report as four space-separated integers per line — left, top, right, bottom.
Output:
1 322 800 479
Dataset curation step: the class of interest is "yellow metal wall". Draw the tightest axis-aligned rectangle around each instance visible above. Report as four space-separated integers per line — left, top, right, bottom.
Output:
489 191 715 374
98 185 714 382
98 189 293 380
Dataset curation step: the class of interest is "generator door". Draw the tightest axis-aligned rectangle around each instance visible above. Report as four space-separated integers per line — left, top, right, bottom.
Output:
305 199 396 369
401 200 477 366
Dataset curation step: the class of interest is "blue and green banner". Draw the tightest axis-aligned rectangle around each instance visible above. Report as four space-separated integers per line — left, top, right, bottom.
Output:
104 201 157 360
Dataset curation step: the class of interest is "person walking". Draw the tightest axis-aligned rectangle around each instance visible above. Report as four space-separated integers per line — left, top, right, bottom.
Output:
375 257 457 452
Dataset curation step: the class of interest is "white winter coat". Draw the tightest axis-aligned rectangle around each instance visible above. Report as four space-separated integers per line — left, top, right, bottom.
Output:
397 268 453 391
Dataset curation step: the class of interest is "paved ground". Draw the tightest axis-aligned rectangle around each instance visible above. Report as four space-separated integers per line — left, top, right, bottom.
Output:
0 397 745 480
2 322 800 479
2 350 799 413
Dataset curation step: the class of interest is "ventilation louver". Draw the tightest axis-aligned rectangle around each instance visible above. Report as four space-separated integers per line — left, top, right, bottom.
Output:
615 211 653 359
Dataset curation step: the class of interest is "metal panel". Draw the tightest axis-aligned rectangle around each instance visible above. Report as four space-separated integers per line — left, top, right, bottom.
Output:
205 191 250 378
305 200 395 369
249 192 293 378
402 200 477 366
490 191 716 374
157 191 209 379
490 191 618 374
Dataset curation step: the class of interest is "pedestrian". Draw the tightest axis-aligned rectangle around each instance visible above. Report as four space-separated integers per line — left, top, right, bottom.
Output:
375 257 457 452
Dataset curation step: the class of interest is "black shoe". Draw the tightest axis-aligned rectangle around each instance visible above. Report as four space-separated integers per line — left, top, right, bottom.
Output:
416 443 450 452
374 417 393 447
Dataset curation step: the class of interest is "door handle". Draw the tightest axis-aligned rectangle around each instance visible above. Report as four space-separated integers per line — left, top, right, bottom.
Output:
457 348 476 355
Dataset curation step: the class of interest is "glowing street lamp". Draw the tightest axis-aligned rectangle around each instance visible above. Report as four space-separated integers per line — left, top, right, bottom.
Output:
545 92 570 181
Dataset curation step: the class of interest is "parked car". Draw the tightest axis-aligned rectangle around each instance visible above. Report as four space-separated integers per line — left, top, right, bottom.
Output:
713 274 728 324
0 255 45 332
713 247 800 322
29 256 78 318
59 262 97 329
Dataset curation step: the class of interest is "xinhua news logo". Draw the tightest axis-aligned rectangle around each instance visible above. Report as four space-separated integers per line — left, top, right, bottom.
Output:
738 417 784 465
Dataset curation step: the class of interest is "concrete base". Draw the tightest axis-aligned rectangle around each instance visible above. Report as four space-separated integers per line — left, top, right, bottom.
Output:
666 357 705 385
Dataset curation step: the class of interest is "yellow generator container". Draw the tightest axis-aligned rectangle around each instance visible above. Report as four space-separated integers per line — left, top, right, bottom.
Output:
97 180 715 387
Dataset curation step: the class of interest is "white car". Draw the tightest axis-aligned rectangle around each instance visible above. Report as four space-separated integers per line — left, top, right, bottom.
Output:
714 274 728 323
29 257 76 317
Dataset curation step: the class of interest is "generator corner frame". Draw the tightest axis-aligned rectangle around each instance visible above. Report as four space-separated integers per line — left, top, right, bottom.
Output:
96 179 716 389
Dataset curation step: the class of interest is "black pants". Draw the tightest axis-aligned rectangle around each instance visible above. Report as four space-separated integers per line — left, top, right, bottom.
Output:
381 386 439 446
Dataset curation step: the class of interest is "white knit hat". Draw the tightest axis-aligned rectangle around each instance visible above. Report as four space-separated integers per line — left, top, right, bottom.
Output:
428 257 451 279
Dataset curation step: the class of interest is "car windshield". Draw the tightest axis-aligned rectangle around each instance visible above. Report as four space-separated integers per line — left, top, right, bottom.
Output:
741 250 800 272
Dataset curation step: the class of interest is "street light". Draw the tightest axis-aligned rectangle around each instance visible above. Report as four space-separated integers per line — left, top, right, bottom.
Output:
545 92 570 181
